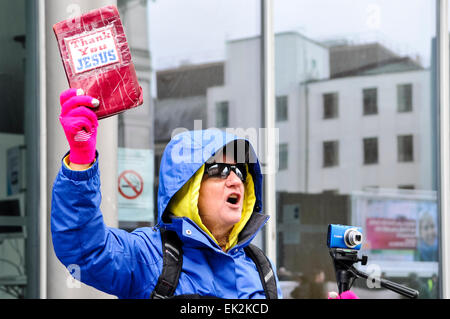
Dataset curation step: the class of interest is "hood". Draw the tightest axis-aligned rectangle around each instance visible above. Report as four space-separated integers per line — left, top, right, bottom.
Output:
167 164 256 250
157 130 263 247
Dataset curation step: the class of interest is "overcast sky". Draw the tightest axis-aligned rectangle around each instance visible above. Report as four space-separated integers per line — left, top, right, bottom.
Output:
147 0 437 71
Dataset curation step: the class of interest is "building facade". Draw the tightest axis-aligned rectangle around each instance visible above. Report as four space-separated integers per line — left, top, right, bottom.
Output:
304 68 431 194
206 32 431 195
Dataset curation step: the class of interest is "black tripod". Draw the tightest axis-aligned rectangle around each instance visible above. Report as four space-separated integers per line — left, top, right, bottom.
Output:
329 248 419 299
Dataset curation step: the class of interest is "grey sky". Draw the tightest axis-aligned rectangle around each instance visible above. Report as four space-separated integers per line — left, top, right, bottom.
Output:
148 0 436 71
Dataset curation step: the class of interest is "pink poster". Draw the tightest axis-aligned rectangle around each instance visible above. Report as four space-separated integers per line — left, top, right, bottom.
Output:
366 217 417 249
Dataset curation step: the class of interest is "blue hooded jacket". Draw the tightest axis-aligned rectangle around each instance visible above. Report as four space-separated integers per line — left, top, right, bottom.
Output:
51 129 282 299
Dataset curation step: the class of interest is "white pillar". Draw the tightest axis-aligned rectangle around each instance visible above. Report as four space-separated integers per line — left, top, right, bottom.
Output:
261 0 277 268
45 0 118 299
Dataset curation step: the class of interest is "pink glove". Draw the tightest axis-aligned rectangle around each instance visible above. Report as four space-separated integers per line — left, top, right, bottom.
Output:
328 290 359 299
59 88 99 164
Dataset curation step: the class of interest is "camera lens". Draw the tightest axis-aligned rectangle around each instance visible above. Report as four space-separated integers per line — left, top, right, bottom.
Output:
344 228 363 248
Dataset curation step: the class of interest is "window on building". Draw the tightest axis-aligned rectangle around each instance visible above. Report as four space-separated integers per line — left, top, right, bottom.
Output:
215 101 229 128
363 88 378 115
323 140 339 167
363 137 378 165
323 92 338 119
397 83 413 112
398 135 414 162
363 186 379 191
398 185 415 190
278 143 288 170
276 96 288 122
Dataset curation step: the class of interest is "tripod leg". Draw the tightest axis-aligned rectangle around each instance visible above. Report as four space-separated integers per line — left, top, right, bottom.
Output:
337 269 355 294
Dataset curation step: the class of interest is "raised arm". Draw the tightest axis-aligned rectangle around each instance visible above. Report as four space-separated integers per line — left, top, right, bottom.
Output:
51 89 162 298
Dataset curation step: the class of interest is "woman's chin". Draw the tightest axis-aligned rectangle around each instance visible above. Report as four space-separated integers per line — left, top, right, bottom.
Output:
223 207 243 224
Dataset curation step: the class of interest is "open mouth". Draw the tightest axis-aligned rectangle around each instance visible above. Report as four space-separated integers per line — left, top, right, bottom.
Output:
226 193 240 205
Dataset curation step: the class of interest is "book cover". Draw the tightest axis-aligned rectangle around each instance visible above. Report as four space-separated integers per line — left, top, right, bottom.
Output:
53 5 143 119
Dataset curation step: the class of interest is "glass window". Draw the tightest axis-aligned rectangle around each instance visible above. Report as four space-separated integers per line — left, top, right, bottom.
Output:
399 185 415 190
215 101 229 128
274 0 438 299
397 83 413 112
117 1 155 231
323 141 339 167
150 0 262 246
278 143 288 170
363 88 378 115
363 137 378 165
398 135 414 162
276 95 288 122
0 0 28 298
323 92 338 119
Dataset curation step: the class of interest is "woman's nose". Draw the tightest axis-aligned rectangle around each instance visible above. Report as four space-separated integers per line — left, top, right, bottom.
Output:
225 171 242 186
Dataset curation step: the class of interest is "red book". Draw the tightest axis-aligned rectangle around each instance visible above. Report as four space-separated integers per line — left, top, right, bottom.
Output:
53 5 143 119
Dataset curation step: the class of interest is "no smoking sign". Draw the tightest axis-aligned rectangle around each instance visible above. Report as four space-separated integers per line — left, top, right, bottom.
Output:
118 170 144 199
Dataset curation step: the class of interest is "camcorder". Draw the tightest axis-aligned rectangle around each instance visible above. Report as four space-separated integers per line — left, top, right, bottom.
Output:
327 224 419 299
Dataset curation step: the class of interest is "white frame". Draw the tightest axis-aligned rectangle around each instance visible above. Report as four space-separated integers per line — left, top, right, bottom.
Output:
437 0 450 299
261 0 277 267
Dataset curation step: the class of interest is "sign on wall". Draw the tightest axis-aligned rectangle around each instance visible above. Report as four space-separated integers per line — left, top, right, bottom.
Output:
117 148 154 223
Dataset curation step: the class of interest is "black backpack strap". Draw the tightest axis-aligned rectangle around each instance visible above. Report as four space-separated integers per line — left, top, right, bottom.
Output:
244 244 278 299
150 229 183 299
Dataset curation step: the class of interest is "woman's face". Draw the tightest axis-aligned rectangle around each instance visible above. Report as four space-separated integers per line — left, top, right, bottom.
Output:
420 215 437 246
197 154 245 235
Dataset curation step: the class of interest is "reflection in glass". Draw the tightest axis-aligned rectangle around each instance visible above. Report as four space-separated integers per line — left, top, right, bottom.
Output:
397 83 413 112
274 0 437 299
278 143 288 171
215 101 230 128
149 0 438 299
323 93 338 119
363 88 378 115
276 96 289 122
398 135 414 163
323 141 339 168
363 137 379 165
0 0 27 299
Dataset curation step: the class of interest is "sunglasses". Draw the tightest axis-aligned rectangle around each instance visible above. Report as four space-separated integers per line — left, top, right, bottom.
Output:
204 163 247 182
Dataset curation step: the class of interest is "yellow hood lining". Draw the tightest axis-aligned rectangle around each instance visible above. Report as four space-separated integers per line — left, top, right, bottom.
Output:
167 164 256 251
